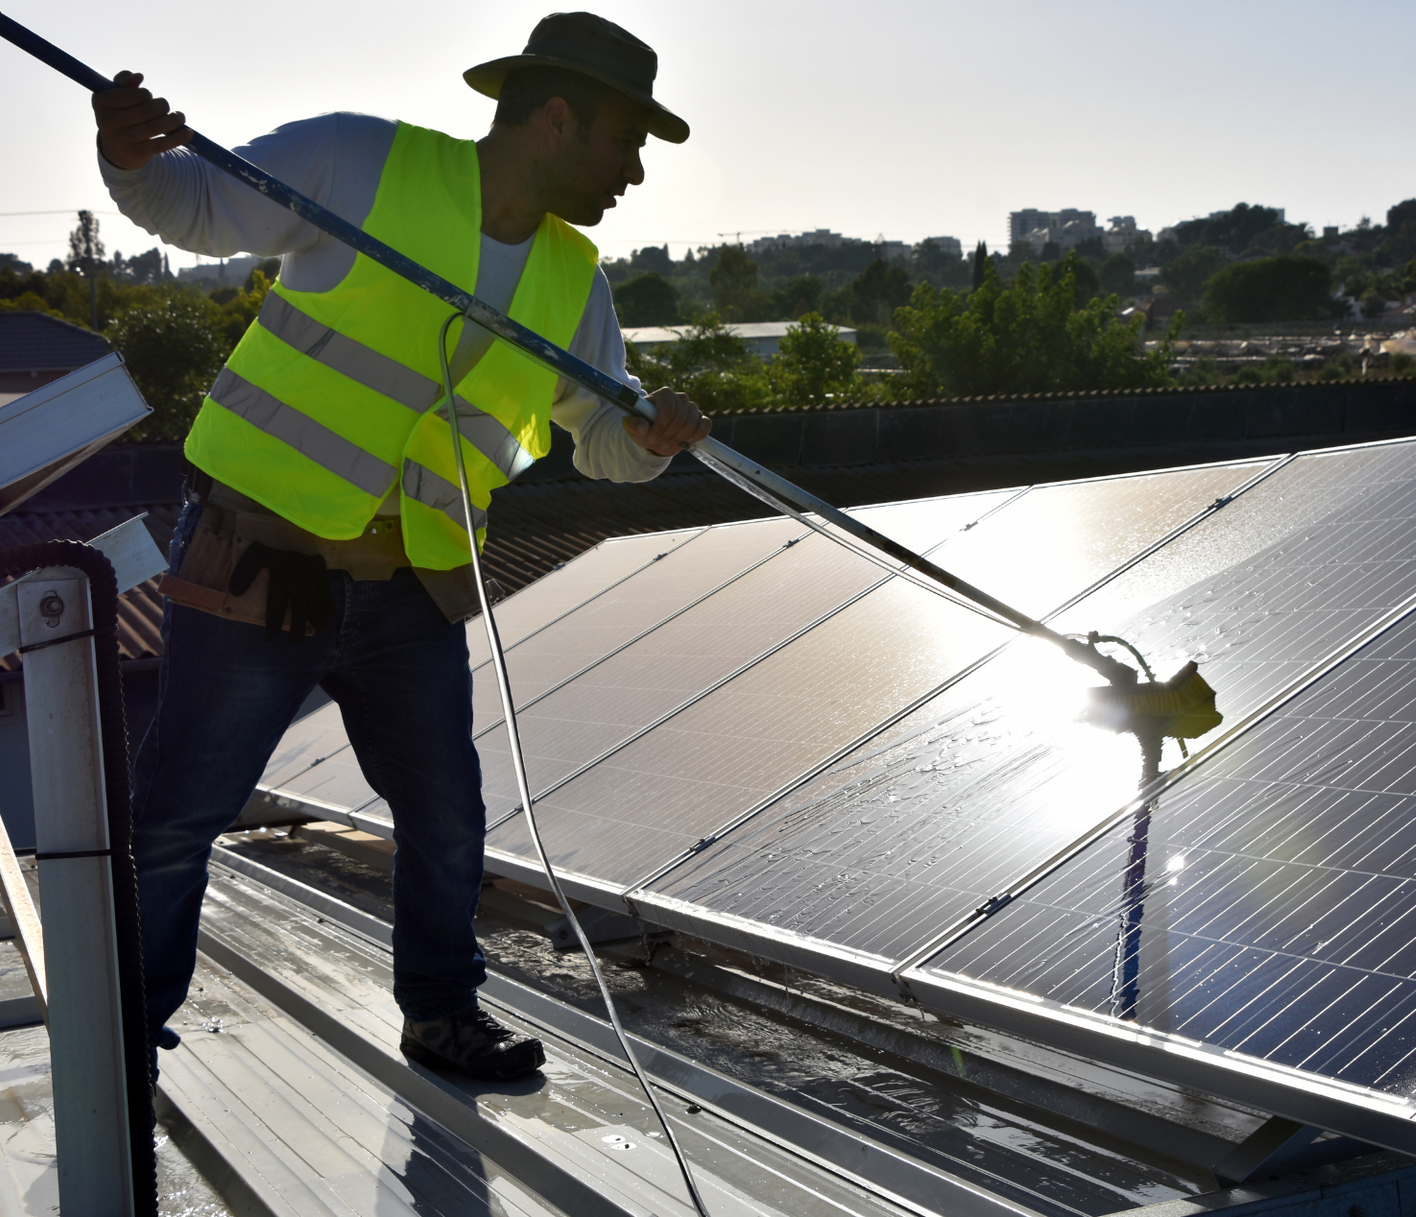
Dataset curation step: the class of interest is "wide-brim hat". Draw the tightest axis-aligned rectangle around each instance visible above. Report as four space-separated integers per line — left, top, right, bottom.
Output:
465 11 689 144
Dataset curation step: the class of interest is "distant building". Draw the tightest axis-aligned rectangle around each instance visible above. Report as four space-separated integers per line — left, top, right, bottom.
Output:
0 312 110 405
878 240 911 263
1103 216 1152 255
1008 210 1049 245
745 229 848 255
622 321 857 361
919 236 963 260
1009 209 1101 254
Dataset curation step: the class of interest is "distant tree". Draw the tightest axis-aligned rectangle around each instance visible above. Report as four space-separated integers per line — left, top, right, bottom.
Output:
66 210 104 329
111 247 169 285
1160 245 1225 300
1359 288 1387 319
767 313 864 405
624 312 769 414
1388 200 1416 231
0 253 33 275
915 240 968 288
834 258 912 326
612 272 681 327
1070 257 1102 304
629 244 674 276
709 246 761 320
66 210 105 272
1202 255 1337 324
107 295 231 439
1175 204 1283 254
1099 253 1136 298
972 242 988 290
246 257 280 290
888 252 1174 399
767 274 824 319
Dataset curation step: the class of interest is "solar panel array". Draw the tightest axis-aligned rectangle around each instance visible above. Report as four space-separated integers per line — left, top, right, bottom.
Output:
247 437 1416 1150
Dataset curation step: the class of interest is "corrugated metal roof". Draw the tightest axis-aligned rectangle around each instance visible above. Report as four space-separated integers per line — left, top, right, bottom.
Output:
0 312 111 374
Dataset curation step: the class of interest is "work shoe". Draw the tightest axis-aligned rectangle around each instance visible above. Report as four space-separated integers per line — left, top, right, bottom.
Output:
400 1005 545 1080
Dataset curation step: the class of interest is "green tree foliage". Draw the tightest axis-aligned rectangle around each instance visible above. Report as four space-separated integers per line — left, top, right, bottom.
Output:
1202 256 1337 324
628 244 674 276
1160 245 1225 300
766 275 824 319
612 272 681 326
765 313 865 405
915 239 969 289
1069 257 1101 305
1175 203 1283 254
709 246 762 320
106 295 231 439
66 210 105 271
832 258 912 326
972 242 988 290
888 253 1174 399
625 313 770 414
1099 253 1136 298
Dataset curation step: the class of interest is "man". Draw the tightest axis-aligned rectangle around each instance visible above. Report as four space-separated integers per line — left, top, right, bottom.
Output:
93 11 709 1082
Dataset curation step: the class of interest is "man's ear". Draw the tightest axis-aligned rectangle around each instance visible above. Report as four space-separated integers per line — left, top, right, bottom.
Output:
536 96 576 148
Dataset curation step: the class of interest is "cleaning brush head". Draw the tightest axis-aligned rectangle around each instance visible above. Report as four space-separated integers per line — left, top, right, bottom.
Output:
1083 660 1223 741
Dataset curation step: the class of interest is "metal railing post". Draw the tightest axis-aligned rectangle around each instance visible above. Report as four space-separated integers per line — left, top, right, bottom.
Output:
18 568 135 1214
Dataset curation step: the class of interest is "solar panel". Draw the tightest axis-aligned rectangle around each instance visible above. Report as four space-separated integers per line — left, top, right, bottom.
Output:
484 461 1265 893
906 603 1416 1151
250 527 706 820
639 441 1416 988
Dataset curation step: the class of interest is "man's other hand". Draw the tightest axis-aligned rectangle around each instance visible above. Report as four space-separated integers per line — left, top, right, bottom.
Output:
623 386 711 456
94 71 191 170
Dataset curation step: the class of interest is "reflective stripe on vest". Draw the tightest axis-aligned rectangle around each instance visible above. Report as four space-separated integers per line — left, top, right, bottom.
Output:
259 291 536 483
402 458 488 533
259 291 437 412
208 368 398 497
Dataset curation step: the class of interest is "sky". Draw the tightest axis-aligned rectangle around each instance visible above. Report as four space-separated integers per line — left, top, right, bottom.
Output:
2 0 1412 274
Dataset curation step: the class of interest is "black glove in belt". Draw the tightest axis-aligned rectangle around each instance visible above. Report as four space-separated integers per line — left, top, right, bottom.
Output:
228 541 335 642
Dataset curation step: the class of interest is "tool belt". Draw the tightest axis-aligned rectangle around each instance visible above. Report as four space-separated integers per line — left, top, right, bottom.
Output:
158 468 482 629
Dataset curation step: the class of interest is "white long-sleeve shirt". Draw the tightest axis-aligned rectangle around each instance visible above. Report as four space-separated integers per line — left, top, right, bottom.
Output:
100 112 669 486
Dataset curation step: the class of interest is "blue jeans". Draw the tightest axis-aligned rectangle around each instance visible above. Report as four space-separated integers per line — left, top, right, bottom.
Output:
131 499 488 1061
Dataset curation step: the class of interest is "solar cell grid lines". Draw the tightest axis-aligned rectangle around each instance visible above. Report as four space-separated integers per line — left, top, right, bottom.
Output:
483 461 1263 890
473 492 1014 829
918 604 1416 1105
642 439 1416 977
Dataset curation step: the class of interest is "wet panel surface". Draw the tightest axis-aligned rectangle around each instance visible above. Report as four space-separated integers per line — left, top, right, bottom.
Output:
646 441 1416 969
465 526 704 668
924 605 1416 1100
490 578 1014 886
475 495 1012 826
486 461 1263 888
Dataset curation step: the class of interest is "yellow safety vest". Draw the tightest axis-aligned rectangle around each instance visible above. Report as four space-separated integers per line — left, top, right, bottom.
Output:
185 121 598 569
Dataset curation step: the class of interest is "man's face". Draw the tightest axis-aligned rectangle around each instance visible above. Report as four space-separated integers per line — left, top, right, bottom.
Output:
545 92 649 227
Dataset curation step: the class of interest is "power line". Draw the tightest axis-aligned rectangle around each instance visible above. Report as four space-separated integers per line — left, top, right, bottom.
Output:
0 209 124 217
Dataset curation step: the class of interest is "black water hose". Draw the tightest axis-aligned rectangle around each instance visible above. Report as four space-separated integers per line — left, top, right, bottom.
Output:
2 541 156 1215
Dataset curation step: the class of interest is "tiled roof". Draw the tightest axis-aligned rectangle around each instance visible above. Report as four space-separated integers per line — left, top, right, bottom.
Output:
0 311 111 374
